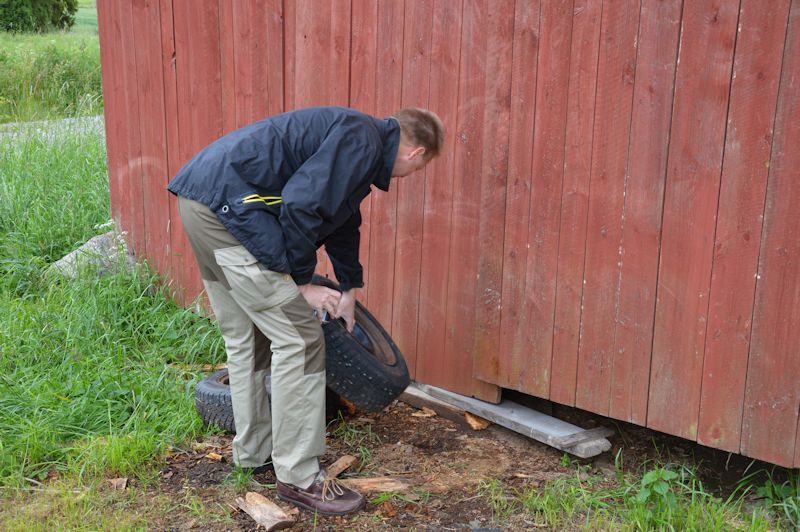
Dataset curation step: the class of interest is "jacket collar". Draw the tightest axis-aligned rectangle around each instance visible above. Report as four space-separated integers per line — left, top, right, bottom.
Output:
373 117 400 192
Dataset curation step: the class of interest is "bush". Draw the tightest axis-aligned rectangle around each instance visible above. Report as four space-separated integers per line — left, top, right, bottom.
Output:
0 0 34 32
0 0 77 32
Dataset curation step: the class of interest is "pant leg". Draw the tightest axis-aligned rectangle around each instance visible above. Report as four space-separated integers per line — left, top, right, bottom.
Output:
211 245 326 485
177 196 273 468
203 279 273 467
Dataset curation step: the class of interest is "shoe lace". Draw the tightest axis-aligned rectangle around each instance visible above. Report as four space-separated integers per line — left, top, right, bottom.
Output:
321 475 346 502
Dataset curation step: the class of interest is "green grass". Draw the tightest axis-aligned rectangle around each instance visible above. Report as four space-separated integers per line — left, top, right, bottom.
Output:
0 125 226 490
73 4 98 35
478 457 782 531
0 4 101 123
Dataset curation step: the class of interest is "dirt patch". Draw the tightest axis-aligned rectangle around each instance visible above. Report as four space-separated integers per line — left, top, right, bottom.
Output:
137 399 773 530
148 401 570 530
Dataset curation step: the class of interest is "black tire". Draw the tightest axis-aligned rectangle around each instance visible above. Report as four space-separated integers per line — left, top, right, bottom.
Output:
194 276 409 430
314 276 411 412
195 369 236 433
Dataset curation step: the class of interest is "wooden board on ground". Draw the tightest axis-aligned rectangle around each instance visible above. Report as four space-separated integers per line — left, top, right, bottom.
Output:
405 383 612 458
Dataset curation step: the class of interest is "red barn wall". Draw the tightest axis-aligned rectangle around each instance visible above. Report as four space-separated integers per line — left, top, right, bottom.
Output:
97 0 800 468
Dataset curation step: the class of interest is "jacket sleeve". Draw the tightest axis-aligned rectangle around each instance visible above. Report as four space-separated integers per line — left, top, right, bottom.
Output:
278 123 380 286
324 209 363 291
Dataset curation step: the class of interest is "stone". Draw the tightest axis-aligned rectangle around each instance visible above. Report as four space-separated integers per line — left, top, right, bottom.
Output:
47 227 136 280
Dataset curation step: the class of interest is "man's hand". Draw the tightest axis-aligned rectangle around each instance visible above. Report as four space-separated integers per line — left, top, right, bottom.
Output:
335 289 357 332
298 284 341 321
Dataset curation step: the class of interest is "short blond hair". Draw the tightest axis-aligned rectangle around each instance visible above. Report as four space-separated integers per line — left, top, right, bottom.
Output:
393 108 444 159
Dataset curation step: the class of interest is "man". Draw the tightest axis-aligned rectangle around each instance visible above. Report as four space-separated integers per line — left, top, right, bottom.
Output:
167 106 443 515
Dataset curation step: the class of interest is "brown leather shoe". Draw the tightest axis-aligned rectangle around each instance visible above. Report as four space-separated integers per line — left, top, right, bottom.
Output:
276 471 365 516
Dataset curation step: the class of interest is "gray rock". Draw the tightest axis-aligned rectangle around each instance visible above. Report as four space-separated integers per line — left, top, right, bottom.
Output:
47 228 136 279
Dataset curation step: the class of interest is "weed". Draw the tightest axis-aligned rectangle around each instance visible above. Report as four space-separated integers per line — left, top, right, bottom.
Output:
370 490 425 508
330 412 380 450
225 467 254 492
754 468 799 529
560 453 573 468
356 445 373 470
478 478 517 522
631 466 679 511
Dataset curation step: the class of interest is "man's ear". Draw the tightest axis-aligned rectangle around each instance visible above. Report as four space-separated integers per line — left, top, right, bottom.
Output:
410 146 426 159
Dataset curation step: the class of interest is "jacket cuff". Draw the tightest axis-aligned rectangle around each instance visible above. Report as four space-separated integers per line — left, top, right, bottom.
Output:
337 280 364 292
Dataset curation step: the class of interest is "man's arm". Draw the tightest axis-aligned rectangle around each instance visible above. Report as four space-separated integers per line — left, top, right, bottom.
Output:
323 210 364 332
278 121 380 287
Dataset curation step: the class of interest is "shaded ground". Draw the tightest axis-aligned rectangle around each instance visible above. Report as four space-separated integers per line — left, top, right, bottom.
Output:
133 398 765 531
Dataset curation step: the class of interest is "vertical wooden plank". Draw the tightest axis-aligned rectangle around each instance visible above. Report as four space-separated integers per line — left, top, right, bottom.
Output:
647 0 739 440
283 0 296 111
293 0 351 108
391 0 433 376
609 0 682 425
219 0 236 133
350 0 378 309
158 0 186 304
97 1 127 249
265 0 284 117
575 0 640 416
230 1 254 126
470 0 514 394
494 0 539 389
740 0 800 468
496 2 541 389
366 0 403 333
438 0 486 396
436 0 498 401
117 1 146 260
132 0 172 280
415 0 463 386
172 0 224 304
512 0 573 397
229 0 283 125
697 0 790 452
548 0 601 406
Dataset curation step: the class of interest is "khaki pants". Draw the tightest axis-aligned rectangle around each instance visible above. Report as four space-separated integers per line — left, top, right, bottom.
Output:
178 197 325 485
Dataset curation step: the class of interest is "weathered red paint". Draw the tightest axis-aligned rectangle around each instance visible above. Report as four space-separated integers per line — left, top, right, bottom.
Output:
98 0 800 467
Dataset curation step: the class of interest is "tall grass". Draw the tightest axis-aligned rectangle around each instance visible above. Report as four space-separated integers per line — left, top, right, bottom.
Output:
0 125 225 487
0 29 101 123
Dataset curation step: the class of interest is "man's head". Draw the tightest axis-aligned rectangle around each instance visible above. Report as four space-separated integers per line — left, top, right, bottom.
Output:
391 108 444 177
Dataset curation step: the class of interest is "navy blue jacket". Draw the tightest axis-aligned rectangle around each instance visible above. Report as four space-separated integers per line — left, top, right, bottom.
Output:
167 106 400 290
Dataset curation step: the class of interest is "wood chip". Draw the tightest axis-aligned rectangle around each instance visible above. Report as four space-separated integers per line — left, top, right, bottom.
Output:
339 397 358 414
381 501 397 518
235 491 296 531
108 477 128 490
338 477 411 493
411 406 437 418
325 455 358 479
205 452 224 462
192 441 220 452
465 412 491 430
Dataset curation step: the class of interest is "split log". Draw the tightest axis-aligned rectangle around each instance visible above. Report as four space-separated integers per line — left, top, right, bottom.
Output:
338 477 411 493
235 491 296 531
325 455 358 479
